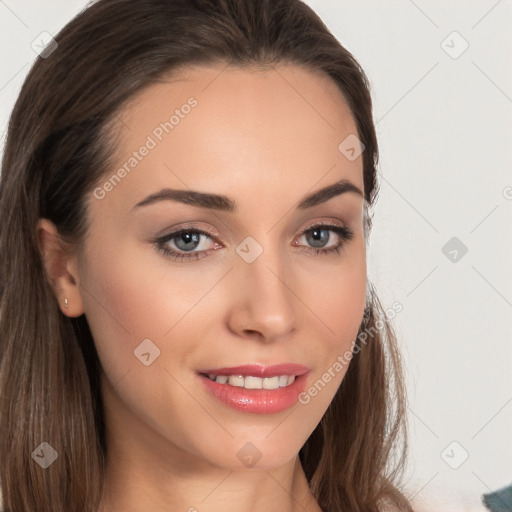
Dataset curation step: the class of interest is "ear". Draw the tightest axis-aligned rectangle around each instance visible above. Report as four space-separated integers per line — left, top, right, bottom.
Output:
36 218 85 318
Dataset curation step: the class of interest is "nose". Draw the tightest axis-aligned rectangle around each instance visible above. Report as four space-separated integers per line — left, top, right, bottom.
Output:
226 249 297 343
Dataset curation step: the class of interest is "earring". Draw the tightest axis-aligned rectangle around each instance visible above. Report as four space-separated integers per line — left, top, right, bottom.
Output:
64 297 69 309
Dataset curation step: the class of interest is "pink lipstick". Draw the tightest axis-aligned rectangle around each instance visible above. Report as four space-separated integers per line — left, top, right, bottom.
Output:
196 363 310 414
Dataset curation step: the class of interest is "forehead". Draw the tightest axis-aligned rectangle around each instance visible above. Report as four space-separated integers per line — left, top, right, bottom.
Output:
95 63 364 214
117 63 358 139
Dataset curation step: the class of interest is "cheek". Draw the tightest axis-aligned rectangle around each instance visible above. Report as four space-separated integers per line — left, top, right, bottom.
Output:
323 268 366 345
78 243 226 380
294 248 366 417
304 241 367 347
81 239 206 335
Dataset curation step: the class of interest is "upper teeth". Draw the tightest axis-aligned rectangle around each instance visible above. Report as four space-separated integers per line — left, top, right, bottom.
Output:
207 374 296 390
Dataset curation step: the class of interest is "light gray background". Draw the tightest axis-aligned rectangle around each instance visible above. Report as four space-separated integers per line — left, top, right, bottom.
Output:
1 1 511 510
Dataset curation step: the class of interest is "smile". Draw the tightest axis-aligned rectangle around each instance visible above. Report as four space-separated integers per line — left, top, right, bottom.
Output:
196 363 310 414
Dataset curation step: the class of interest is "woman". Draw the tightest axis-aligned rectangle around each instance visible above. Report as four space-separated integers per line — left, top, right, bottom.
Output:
0 0 412 510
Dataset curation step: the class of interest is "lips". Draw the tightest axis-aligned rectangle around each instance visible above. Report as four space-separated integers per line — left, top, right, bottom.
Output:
196 363 311 414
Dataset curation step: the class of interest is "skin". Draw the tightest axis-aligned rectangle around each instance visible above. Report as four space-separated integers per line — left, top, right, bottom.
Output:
37 63 367 512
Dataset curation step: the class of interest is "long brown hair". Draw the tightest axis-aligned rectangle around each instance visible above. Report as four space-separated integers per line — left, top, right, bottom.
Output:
0 1 413 510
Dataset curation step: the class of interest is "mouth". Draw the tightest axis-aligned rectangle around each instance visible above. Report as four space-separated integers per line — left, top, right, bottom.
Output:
196 363 311 414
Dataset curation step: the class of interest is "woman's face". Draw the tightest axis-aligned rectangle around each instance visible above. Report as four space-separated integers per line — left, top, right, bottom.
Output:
73 63 367 471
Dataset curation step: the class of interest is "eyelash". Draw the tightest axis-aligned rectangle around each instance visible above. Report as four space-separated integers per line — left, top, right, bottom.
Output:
153 222 354 262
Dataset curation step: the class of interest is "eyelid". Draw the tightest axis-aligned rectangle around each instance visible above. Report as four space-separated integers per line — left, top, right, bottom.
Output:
300 219 346 231
153 222 220 242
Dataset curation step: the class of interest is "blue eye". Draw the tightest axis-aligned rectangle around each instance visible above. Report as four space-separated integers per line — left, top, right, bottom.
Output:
154 228 217 262
153 223 354 262
296 224 354 256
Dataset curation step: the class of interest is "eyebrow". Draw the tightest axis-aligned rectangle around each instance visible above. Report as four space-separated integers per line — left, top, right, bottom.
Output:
131 178 364 212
